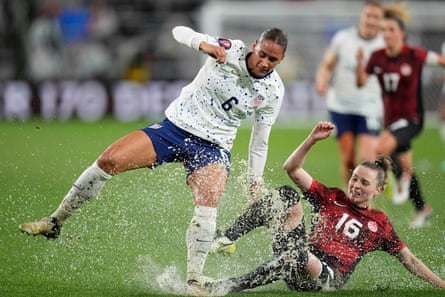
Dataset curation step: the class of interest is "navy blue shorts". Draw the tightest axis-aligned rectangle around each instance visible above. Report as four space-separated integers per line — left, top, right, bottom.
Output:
140 118 231 177
329 111 381 139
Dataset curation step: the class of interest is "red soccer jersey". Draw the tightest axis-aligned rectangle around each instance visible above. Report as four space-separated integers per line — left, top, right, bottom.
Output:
366 45 428 127
306 180 406 276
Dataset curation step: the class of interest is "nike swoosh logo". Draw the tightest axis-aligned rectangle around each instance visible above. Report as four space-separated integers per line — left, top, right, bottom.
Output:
334 200 347 208
196 239 211 243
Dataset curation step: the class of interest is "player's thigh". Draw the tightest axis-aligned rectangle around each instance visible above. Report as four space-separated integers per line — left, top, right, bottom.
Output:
306 252 324 279
187 163 228 207
337 132 355 160
98 130 157 174
357 134 378 161
376 130 397 156
285 203 304 230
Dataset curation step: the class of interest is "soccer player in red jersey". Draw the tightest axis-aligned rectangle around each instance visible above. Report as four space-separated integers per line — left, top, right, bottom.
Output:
203 122 445 295
356 3 445 227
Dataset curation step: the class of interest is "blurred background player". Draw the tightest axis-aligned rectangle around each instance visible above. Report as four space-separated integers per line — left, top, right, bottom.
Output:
205 121 445 294
439 41 445 145
19 25 287 295
316 0 384 185
356 3 445 227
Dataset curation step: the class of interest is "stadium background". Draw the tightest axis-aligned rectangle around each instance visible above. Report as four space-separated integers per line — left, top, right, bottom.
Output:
0 0 444 123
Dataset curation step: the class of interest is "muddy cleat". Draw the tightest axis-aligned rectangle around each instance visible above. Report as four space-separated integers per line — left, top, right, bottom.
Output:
202 278 232 297
187 279 211 297
19 217 61 239
318 262 335 291
409 205 432 228
209 234 236 256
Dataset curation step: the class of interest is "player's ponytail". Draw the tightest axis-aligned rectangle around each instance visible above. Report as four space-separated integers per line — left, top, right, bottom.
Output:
360 155 392 189
374 155 392 189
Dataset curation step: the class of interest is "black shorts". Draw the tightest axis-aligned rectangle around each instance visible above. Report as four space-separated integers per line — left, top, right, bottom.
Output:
387 119 422 153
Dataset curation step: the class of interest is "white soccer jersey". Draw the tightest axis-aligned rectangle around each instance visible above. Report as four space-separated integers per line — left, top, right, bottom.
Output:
165 28 284 152
327 27 384 118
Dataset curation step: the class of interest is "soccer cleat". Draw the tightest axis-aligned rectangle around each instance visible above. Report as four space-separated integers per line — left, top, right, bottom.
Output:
209 234 236 256
392 176 410 205
409 205 432 228
187 279 211 297
319 263 335 291
19 217 61 239
202 278 232 296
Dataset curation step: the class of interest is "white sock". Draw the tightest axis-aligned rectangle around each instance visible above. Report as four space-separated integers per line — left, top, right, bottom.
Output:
51 161 112 224
186 205 217 282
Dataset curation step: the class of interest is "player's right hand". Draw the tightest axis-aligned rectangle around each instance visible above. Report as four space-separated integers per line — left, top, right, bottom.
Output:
200 42 227 64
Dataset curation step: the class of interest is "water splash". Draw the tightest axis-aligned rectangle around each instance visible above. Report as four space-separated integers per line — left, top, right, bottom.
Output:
134 254 188 295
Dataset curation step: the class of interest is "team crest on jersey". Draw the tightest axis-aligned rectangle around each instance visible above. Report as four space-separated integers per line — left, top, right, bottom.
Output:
149 123 162 129
373 66 382 74
218 38 232 50
252 95 265 106
400 63 412 76
368 221 378 233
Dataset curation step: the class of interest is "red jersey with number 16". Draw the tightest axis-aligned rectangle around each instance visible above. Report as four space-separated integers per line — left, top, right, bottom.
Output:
365 45 428 128
306 180 406 277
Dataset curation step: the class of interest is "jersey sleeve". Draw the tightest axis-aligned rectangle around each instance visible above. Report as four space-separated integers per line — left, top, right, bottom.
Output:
305 179 338 207
414 46 428 61
172 26 218 51
425 51 440 66
247 122 271 182
379 216 406 255
328 29 345 55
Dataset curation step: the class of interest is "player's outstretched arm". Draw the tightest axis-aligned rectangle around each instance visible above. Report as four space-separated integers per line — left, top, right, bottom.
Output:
283 121 335 192
315 50 336 97
171 25 226 64
397 247 445 288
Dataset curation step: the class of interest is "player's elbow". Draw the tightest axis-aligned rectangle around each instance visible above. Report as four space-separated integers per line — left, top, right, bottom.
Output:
283 159 291 173
283 162 296 178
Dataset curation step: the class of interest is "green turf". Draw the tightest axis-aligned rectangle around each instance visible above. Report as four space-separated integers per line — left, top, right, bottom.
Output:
1 118 444 297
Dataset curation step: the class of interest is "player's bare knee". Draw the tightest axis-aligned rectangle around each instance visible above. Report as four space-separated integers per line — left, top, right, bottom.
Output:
96 155 119 175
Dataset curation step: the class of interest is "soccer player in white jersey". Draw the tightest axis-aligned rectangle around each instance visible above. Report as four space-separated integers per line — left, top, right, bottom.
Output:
316 0 384 185
439 41 445 144
19 25 287 295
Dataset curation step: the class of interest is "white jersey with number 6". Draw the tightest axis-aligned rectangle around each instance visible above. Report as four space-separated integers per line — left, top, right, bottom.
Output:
165 30 284 151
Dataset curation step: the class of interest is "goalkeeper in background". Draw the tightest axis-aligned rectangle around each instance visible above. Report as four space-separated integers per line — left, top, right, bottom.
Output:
207 121 445 294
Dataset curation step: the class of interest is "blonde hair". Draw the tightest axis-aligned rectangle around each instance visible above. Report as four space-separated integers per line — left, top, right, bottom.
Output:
384 2 410 29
